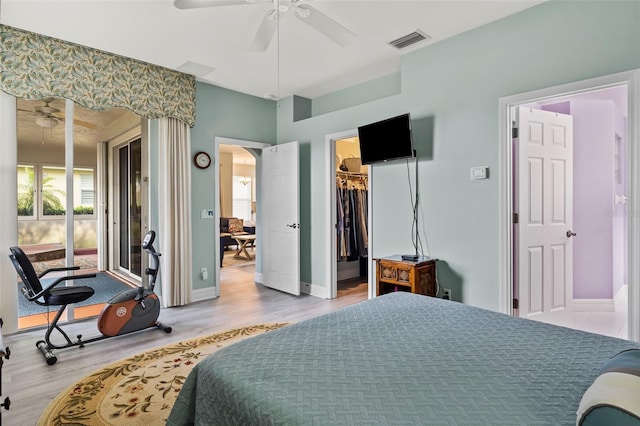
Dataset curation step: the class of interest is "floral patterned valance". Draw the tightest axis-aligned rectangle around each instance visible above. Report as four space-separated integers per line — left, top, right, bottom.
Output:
0 24 196 127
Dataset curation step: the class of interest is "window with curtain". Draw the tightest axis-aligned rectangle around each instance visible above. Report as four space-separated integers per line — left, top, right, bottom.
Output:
0 24 196 127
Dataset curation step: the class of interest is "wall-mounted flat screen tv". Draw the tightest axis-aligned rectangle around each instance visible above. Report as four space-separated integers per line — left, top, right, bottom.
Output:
357 113 414 165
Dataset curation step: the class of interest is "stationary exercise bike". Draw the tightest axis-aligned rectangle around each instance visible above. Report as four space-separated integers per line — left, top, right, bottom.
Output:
10 230 172 366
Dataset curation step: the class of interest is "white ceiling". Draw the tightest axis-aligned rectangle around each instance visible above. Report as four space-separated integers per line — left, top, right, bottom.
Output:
1 0 544 100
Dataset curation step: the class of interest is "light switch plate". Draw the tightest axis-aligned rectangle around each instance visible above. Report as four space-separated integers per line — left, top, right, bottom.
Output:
201 209 214 218
470 166 489 180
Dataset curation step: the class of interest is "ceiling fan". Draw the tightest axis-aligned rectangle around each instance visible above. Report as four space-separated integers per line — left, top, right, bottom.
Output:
173 0 356 52
18 99 97 129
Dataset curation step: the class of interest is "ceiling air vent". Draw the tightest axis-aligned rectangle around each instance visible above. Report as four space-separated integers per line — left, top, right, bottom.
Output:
389 30 430 50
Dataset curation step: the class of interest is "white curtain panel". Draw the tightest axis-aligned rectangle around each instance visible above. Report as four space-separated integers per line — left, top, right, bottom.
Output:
158 117 193 307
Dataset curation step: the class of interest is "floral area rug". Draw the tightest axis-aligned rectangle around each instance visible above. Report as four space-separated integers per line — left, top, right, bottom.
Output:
38 323 288 425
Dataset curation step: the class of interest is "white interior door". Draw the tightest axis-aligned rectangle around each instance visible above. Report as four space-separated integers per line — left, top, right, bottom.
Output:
262 141 300 295
517 107 574 321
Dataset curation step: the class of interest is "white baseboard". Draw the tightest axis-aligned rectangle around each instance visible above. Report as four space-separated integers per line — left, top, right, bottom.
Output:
252 275 326 299
615 284 628 306
573 298 615 312
302 281 328 298
191 286 217 303
573 284 628 312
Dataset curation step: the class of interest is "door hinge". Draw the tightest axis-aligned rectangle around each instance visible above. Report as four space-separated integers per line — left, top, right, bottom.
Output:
513 298 519 310
512 127 519 139
513 213 519 224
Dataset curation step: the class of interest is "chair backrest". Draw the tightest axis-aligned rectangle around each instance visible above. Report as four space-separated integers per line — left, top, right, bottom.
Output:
9 246 43 296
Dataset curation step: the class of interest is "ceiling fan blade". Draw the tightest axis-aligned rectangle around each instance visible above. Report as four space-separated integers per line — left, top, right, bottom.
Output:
295 4 355 47
250 10 278 52
72 118 97 130
35 105 60 115
174 0 268 10
55 114 97 129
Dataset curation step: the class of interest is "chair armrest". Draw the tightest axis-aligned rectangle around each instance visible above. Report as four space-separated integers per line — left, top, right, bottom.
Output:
39 266 80 279
27 273 97 301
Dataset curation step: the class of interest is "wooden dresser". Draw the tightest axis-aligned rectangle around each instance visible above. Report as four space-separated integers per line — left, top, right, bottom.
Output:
375 255 437 297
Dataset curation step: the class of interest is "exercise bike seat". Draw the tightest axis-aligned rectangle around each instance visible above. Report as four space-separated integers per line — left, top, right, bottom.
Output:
43 286 95 306
9 246 95 306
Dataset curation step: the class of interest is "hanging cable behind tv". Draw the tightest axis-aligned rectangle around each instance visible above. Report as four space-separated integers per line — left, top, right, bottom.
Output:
401 149 423 262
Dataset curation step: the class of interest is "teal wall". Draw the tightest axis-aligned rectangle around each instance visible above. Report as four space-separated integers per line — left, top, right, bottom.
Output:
312 72 402 117
189 82 276 291
274 1 640 310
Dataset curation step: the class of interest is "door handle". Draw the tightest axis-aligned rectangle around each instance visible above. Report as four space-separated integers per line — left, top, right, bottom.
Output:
566 230 577 238
286 223 299 229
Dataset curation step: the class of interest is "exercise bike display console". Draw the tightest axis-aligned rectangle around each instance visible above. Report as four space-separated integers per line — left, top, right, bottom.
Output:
10 230 172 366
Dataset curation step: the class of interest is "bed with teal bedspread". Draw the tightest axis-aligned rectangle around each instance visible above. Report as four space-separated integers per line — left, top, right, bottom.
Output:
167 292 639 425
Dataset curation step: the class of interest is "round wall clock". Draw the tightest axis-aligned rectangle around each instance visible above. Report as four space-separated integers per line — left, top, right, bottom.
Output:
194 151 211 169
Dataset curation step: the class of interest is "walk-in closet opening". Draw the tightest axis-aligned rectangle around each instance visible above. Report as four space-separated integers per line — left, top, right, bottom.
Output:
334 136 369 299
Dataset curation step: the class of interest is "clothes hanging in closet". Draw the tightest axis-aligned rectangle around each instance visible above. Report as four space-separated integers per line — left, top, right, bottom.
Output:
337 175 368 261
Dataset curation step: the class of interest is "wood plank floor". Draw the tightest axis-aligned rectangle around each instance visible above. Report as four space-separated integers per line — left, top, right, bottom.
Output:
2 264 367 425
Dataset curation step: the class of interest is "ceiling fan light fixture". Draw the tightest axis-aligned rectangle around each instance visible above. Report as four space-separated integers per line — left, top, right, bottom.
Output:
36 116 59 128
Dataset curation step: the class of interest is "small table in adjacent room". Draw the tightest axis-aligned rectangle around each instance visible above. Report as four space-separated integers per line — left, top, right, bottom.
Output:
374 255 438 297
233 235 256 260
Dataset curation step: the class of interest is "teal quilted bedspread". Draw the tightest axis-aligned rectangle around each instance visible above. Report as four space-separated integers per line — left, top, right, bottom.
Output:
168 292 639 425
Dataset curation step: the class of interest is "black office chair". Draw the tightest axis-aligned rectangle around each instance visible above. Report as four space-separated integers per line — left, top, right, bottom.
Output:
9 246 96 364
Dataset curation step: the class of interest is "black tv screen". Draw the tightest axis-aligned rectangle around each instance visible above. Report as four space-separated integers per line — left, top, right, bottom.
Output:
357 113 414 165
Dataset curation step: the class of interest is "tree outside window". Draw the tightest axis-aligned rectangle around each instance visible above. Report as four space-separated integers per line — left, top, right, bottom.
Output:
17 165 36 217
42 166 66 216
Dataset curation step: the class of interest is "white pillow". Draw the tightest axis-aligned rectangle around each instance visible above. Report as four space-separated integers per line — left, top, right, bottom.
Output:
576 349 640 425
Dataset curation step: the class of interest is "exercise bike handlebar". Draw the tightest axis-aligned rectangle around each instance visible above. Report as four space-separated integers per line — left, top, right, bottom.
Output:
142 230 161 290
38 265 81 279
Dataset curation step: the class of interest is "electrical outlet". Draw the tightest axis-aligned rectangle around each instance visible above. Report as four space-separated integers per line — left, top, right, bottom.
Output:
201 267 208 280
442 288 451 300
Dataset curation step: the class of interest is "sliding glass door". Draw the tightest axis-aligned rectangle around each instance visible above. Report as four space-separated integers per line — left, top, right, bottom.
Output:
115 138 143 278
